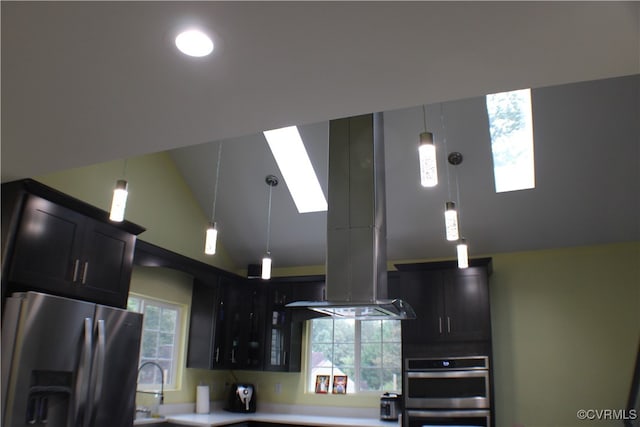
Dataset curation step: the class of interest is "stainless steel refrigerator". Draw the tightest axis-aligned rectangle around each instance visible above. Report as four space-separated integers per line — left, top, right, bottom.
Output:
1 291 143 427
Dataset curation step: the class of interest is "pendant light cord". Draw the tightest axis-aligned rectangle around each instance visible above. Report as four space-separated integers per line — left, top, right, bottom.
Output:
210 143 223 223
121 158 128 179
440 103 453 201
455 167 463 229
422 104 427 133
265 183 273 254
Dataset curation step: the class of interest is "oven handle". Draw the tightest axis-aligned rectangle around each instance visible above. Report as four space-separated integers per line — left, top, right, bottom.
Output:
406 408 491 418
406 370 489 379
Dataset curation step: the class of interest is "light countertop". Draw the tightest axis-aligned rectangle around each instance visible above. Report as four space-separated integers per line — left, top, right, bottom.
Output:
133 402 400 427
166 412 399 427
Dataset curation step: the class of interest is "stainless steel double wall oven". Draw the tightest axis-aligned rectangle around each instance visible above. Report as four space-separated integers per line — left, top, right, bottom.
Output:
404 356 491 427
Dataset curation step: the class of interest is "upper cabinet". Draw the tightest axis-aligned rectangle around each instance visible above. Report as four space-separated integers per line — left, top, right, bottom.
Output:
395 259 492 347
2 179 144 308
263 277 325 372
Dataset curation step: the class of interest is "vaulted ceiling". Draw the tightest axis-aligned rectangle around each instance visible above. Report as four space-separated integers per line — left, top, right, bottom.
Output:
2 2 638 269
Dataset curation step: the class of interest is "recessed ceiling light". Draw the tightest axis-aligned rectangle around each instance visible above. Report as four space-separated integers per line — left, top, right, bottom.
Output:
175 30 214 57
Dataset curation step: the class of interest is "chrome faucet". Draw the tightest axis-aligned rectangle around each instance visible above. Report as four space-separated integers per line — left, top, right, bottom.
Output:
137 361 165 404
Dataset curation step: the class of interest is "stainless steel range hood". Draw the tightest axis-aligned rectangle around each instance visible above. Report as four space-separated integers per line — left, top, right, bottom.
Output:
286 113 415 320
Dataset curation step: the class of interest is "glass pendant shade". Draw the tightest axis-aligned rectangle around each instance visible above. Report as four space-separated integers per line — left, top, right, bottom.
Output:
109 180 128 222
457 238 469 269
444 202 459 241
204 223 218 255
419 132 438 187
261 254 272 280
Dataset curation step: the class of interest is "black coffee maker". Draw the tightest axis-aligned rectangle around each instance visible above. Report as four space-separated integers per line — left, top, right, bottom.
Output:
224 383 256 413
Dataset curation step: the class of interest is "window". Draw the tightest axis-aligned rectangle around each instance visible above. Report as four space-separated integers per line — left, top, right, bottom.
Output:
307 318 401 394
486 88 536 193
127 294 182 390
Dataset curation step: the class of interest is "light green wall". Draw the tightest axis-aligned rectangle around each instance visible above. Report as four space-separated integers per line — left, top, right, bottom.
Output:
36 152 236 272
130 266 232 404
490 242 639 427
34 155 640 423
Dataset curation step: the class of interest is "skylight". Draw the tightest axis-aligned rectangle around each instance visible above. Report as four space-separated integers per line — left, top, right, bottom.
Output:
486 88 536 193
263 126 328 213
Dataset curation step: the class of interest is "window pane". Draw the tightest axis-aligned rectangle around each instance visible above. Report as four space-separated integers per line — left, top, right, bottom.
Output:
310 343 333 365
382 368 401 391
333 319 355 343
360 368 382 391
311 318 334 342
382 320 401 341
127 297 141 312
333 343 355 369
141 333 158 358
382 342 402 368
361 320 381 342
486 88 536 193
361 343 382 368
160 308 177 331
144 305 160 329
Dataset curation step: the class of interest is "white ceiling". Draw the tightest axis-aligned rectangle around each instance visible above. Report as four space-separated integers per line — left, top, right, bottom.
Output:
2 2 639 269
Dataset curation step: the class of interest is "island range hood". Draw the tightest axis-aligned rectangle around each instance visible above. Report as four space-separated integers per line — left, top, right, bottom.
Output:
286 113 415 320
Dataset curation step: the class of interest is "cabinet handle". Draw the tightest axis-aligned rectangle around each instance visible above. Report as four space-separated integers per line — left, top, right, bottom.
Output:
231 349 236 364
81 262 89 285
438 317 443 334
283 351 287 365
72 259 80 283
447 316 451 333
215 347 220 363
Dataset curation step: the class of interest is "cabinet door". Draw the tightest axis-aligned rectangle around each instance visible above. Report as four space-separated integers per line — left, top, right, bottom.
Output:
223 281 265 370
187 277 223 369
79 219 136 308
264 283 292 371
443 268 491 341
264 280 325 372
399 271 444 344
9 195 85 295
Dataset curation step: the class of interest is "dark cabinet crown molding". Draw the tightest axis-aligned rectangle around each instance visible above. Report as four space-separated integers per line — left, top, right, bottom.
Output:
4 179 145 235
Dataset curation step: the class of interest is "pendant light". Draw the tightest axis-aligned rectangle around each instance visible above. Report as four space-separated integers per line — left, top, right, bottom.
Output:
418 105 438 187
262 175 278 280
444 201 459 241
444 151 463 242
205 143 223 255
448 151 469 269
109 160 128 222
457 238 469 269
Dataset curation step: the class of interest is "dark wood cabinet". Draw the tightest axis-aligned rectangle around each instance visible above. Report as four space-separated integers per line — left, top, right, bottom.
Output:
222 280 266 370
395 259 492 345
186 276 226 369
2 180 144 308
263 278 325 372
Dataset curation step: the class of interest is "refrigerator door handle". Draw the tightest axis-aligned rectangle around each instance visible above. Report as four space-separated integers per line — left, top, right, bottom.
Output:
75 318 93 426
89 319 106 426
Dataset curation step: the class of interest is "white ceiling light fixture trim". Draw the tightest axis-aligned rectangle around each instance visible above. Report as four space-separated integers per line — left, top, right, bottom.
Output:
264 126 327 214
175 29 214 57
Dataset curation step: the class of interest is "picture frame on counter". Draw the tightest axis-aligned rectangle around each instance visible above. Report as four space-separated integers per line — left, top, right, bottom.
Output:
332 375 347 394
315 375 330 393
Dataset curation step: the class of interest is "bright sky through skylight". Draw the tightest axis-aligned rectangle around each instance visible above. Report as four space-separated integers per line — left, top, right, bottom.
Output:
264 126 328 213
486 88 536 193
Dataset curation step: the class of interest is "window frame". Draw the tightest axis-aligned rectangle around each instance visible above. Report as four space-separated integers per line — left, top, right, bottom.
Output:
127 293 184 391
306 317 402 395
